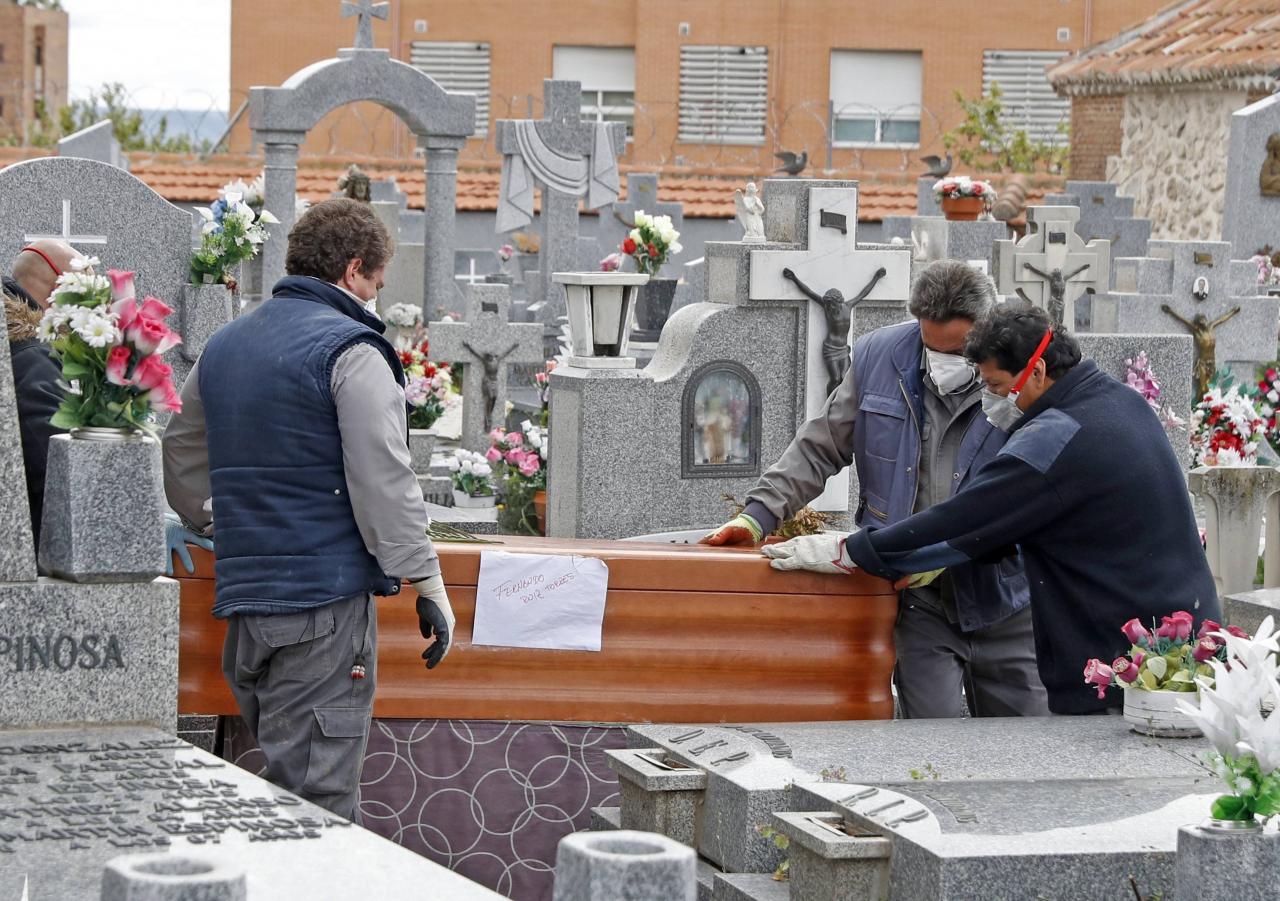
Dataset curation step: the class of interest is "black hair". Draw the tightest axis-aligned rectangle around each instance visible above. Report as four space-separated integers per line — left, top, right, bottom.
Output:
964 303 1081 379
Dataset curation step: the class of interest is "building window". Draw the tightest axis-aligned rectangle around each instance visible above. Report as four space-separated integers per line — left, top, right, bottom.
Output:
678 45 768 145
409 41 491 139
830 50 922 147
552 46 636 137
982 50 1070 144
33 26 45 99
0 44 6 64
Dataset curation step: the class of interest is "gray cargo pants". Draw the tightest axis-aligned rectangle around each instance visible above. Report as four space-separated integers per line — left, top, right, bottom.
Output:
893 592 1048 718
222 592 376 821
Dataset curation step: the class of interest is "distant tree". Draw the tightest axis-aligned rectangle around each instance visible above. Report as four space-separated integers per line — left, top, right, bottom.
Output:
2 81 210 152
940 84 1068 175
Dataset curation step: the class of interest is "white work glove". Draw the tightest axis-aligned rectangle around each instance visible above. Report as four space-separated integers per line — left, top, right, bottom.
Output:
411 573 456 669
760 532 857 574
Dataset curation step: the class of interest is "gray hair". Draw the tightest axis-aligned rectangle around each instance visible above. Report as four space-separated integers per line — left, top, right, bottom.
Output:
908 260 997 323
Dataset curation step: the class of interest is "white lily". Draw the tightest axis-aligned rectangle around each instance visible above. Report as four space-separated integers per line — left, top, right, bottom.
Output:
259 209 280 225
197 207 215 222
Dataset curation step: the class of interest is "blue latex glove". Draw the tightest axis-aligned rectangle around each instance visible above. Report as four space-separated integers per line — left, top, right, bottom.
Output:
164 512 213 576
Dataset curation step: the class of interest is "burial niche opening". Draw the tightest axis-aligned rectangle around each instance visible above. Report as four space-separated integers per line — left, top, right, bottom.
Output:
681 361 761 479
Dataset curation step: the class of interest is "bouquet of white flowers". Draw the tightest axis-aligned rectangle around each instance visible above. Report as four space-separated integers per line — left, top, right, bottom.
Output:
620 211 682 276
446 449 494 497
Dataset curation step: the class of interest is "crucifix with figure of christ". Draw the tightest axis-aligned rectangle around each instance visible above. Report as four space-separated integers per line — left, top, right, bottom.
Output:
428 285 543 451
1161 304 1241 400
995 206 1110 330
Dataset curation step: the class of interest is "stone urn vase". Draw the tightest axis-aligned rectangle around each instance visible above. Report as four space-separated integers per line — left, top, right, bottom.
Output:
940 196 985 221
453 489 497 509
180 282 234 362
1123 688 1202 738
632 278 679 343
1174 819 1280 901
553 272 649 365
406 429 436 476
39 429 167 583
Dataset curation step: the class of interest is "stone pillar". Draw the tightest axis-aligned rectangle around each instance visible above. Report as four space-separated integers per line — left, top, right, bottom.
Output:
538 190 581 322
1189 465 1280 597
260 138 301 295
1175 822 1280 901
423 138 463 321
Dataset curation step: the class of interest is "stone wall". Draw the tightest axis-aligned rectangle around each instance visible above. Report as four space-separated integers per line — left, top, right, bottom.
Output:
1069 93 1126 180
1107 89 1247 241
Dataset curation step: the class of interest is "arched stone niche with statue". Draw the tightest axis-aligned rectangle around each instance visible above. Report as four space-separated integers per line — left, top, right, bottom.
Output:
248 4 475 316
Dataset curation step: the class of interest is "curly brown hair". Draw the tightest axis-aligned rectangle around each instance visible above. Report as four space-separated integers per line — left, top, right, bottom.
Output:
285 198 394 282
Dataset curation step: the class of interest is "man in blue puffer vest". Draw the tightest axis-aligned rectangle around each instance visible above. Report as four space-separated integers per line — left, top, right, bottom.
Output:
163 199 454 819
704 260 1048 718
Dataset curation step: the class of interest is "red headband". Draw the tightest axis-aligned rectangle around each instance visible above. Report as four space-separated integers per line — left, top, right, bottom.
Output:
19 246 62 277
1012 329 1054 394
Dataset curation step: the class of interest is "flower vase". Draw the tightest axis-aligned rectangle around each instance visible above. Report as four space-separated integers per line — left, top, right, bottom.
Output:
1122 687 1203 737
631 278 679 343
453 490 497 509
180 283 234 362
38 430 167 583
940 196 985 221
533 490 548 535
407 429 436 476
1174 819 1280 901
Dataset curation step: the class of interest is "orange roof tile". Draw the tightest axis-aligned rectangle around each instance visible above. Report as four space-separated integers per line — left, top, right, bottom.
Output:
6 147 1063 224
1049 0 1280 92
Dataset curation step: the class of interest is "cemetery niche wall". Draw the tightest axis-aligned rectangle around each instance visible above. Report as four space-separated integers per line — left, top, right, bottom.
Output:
547 179 911 540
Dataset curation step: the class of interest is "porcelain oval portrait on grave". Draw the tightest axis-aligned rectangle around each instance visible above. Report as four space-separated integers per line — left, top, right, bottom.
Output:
681 361 761 479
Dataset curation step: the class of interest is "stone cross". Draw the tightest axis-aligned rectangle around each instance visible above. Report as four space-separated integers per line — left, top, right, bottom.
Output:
429 284 544 450
341 0 388 50
23 199 108 248
748 185 910 512
995 206 1110 330
1043 180 1152 262
495 80 626 323
1102 239 1280 394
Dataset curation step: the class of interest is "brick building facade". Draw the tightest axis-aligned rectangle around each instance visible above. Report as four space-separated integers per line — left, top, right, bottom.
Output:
0 2 68 144
227 0 1163 173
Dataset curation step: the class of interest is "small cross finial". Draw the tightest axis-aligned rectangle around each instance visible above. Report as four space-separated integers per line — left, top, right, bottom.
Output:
341 0 389 50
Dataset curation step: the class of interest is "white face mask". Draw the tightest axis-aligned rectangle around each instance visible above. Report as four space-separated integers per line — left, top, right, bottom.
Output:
981 388 1024 432
925 349 976 394
364 296 380 316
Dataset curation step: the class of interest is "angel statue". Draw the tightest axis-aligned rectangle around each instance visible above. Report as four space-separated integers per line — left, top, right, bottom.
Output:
735 182 765 244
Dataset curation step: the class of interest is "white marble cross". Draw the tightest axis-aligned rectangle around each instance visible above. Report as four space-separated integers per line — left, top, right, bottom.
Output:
748 186 911 512
23 199 108 248
341 0 389 50
429 284 544 450
994 206 1110 330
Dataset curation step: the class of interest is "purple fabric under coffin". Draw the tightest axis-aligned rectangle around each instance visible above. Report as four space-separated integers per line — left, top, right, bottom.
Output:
223 717 627 899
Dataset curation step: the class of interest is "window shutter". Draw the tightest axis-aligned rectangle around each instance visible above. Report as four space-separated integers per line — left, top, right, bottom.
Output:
679 45 769 145
982 50 1070 145
410 41 491 139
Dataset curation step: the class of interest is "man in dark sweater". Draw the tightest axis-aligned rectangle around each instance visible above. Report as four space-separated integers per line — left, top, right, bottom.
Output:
765 305 1220 713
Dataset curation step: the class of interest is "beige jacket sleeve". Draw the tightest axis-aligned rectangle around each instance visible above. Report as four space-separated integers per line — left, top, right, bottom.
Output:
162 359 213 534
743 360 859 532
332 343 441 581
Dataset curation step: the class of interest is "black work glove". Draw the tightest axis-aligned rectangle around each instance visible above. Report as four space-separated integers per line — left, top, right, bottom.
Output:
412 574 455 669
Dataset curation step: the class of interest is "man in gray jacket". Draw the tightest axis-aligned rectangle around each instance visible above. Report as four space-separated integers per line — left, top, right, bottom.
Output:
164 199 454 818
704 260 1047 718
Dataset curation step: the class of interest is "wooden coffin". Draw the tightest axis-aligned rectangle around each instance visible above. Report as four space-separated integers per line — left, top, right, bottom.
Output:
176 536 897 723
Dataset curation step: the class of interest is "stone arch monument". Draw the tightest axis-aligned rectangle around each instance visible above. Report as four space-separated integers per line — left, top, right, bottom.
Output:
249 7 476 313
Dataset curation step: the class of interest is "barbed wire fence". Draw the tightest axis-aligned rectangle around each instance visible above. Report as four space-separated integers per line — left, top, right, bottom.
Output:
0 79 1067 179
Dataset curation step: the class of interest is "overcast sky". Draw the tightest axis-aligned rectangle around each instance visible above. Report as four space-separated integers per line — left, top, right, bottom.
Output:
64 0 231 111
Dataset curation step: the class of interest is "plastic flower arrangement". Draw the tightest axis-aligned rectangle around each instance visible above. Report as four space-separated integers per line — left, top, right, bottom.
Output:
1190 380 1265 466
486 422 548 490
191 192 279 289
395 329 452 430
446 449 494 497
37 261 183 433
620 211 682 276
384 303 423 331
1254 365 1280 454
1124 352 1186 431
1176 617 1280 823
932 176 997 205
599 252 624 272
1084 613 1247 699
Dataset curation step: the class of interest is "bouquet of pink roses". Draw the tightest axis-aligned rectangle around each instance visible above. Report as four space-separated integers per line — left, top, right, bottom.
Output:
1084 611 1246 699
486 423 547 489
38 260 183 433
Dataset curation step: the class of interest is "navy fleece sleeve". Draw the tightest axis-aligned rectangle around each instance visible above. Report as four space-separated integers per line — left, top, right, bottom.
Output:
845 451 1065 578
